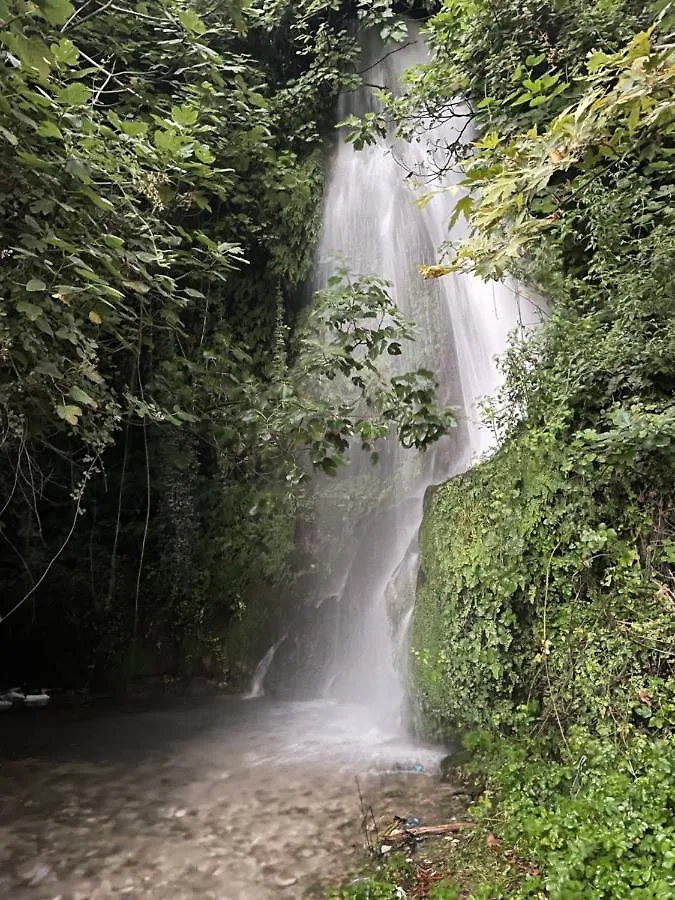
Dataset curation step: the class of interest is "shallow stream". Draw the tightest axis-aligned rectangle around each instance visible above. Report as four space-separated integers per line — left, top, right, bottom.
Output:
0 696 463 899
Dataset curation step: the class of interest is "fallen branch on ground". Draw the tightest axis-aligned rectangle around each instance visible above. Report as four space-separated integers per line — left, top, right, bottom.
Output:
386 822 475 842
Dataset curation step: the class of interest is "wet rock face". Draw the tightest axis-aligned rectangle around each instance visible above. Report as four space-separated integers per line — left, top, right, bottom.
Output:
0 698 464 900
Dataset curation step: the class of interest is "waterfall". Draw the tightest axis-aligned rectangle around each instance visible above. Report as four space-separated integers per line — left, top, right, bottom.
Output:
244 633 288 700
273 25 540 724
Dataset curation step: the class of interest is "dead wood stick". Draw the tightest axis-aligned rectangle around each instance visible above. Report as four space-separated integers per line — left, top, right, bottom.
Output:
386 822 475 842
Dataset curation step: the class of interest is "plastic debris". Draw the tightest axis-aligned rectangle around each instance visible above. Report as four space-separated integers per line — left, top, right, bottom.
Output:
414 763 424 773
405 817 421 827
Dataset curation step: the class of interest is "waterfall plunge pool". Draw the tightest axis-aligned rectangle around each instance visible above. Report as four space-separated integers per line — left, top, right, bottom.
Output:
0 694 458 899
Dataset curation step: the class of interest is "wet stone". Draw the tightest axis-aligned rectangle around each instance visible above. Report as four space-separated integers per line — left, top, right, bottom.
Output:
15 859 52 885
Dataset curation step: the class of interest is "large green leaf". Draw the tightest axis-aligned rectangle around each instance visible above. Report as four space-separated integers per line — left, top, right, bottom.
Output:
57 82 92 106
55 403 82 425
40 0 74 25
16 300 44 320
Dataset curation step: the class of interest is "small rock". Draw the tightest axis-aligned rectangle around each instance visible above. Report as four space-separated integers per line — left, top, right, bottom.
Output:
16 859 51 884
174 808 187 818
1 689 25 702
274 875 298 888
25 693 50 707
30 864 52 886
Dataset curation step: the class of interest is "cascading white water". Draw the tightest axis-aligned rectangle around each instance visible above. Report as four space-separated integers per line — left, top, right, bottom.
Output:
244 633 287 699
270 25 541 724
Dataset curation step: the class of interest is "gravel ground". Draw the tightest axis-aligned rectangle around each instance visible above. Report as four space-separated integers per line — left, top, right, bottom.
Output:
0 697 465 899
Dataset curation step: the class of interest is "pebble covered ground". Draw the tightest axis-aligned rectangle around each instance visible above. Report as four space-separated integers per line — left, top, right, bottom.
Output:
0 697 466 899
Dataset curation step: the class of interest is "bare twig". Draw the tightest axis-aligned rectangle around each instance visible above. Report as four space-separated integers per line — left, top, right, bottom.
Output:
61 0 95 31
62 0 115 32
92 58 117 107
355 777 379 852
0 435 25 519
358 42 415 76
132 301 151 674
107 423 130 608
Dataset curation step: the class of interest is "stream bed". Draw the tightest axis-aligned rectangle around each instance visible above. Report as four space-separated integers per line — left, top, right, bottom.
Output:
0 696 464 899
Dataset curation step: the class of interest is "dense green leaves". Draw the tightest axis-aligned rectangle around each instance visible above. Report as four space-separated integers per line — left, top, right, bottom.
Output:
438 32 675 279
294 267 455 467
0 0 450 683
400 2 675 897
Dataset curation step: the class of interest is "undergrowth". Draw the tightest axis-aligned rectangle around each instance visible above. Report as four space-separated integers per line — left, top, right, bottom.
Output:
324 831 530 899
404 4 675 897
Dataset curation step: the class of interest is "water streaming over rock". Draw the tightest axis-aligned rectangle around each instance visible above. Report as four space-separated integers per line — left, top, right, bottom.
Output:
265 26 540 729
244 633 288 699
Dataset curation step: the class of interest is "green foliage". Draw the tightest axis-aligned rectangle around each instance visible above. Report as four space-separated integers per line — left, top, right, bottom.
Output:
341 0 655 164
294 267 455 473
403 2 675 898
323 827 530 898
423 0 653 133
326 880 402 899
466 730 675 898
413 426 675 739
439 30 675 279
0 0 449 683
0 0 331 679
